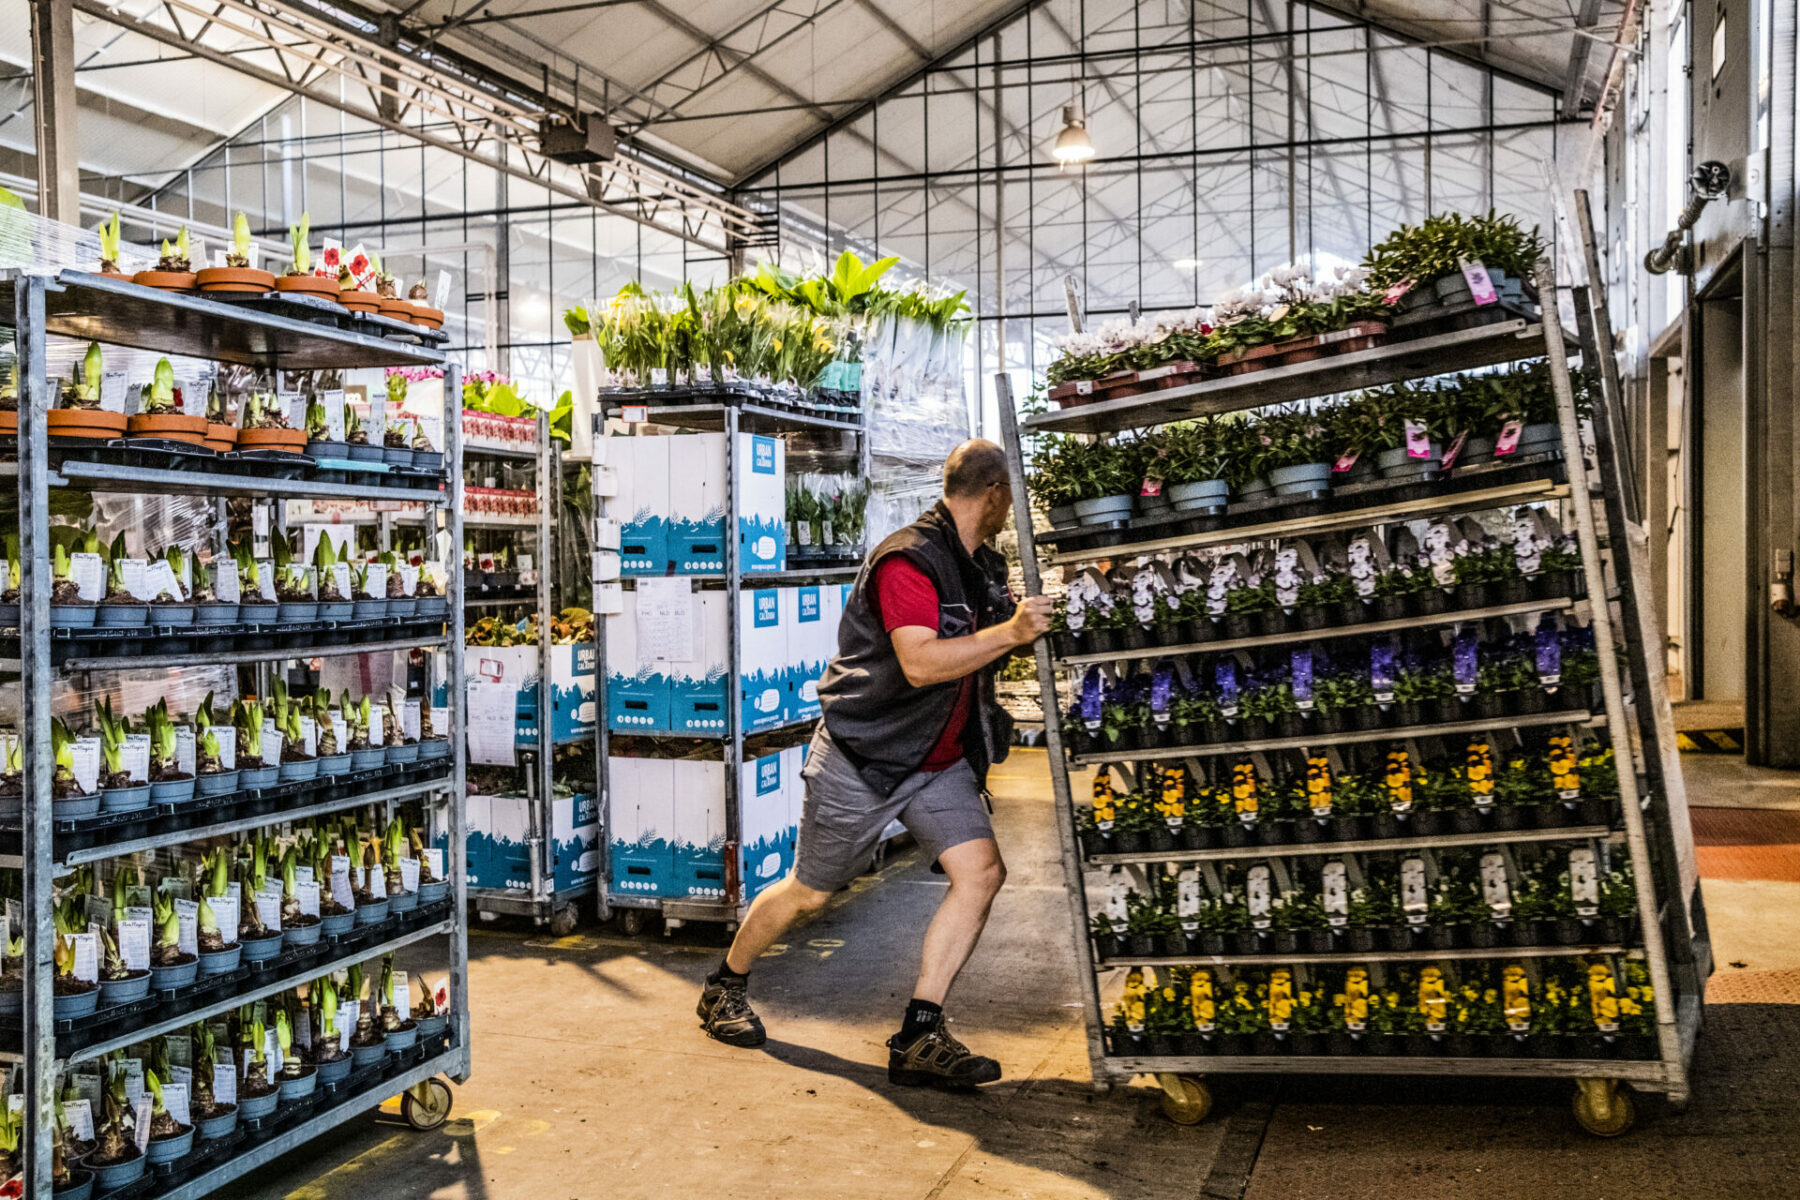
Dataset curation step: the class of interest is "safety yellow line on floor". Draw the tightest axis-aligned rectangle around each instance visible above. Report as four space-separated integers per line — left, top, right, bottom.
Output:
1678 728 1745 753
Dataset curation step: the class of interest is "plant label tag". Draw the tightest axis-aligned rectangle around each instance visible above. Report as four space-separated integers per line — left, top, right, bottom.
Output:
265 1028 283 1082
211 894 239 943
435 269 452 312
1400 858 1429 924
212 1054 235 1107
622 405 648 423
259 560 279 601
213 725 236 770
256 891 282 932
331 712 348 751
175 725 196 777
1439 431 1468 470
100 371 128 412
261 722 283 767
329 859 355 910
175 897 199 956
296 865 314 886
1383 278 1414 303
400 564 419 596
404 699 421 741
1495 420 1524 456
216 560 241 603
1569 847 1599 915
297 880 321 918
1139 474 1163 498
1480 853 1512 917
1459 257 1499 306
340 1012 355 1053
119 557 149 601
162 1080 191 1127
70 931 98 982
1403 419 1431 459
363 563 388 598
1246 866 1271 927
70 1073 102 1113
118 917 151 971
65 1097 93 1141
1074 379 1094 395
424 848 445 881
121 1058 143 1106
368 865 385 897
1332 448 1359 472
1322 862 1349 925
300 716 317 757
394 970 411 1015
72 737 101 794
120 732 151 783
148 559 184 602
649 368 668 387
345 243 373 289
400 857 420 892
71 551 105 601
133 1095 152 1153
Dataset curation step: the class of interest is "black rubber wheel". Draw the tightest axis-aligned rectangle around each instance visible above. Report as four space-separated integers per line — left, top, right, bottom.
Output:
401 1078 453 1130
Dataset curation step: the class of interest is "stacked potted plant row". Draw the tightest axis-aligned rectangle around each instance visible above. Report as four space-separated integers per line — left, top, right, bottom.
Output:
1076 739 1618 857
1029 363 1584 531
1101 957 1656 1061
14 685 450 847
786 474 871 567
1043 209 1543 403
18 954 454 1195
1085 844 1636 961
1048 512 1583 661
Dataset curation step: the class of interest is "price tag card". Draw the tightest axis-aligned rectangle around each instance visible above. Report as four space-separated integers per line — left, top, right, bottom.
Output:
121 1059 144 1107
161 1080 191 1126
434 268 452 311
118 917 151 972
263 726 285 767
393 970 411 1015
216 560 241 604
65 1097 94 1141
213 724 236 770
122 733 152 783
340 1012 355 1052
332 712 349 751
298 879 321 918
174 898 199 956
133 1095 152 1152
71 738 101 795
100 371 128 412
332 562 353 598
145 559 184 602
70 931 98 983
71 551 104 601
399 857 420 893
368 865 385 898
175 725 196 777
295 865 314 886
70 1074 102 1113
295 1009 311 1051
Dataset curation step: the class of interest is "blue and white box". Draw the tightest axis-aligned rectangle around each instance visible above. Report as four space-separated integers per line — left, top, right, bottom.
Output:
739 587 788 731
668 590 730 736
739 433 786 571
739 750 795 902
669 435 727 571
672 758 728 898
604 604 668 732
606 432 785 575
608 756 677 897
609 435 668 574
785 586 830 722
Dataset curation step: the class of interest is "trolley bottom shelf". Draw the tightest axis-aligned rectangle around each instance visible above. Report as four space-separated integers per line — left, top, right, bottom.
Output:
1103 1052 1675 1085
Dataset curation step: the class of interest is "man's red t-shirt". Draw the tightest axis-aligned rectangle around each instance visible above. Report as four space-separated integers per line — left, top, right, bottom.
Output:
873 556 972 772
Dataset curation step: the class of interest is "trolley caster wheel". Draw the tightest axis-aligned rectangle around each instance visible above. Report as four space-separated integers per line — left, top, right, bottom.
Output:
1156 1073 1212 1126
1572 1078 1635 1137
401 1078 453 1131
618 908 652 937
549 905 579 936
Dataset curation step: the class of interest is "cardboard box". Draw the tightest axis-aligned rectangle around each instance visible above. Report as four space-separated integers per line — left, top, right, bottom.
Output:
604 601 670 733
514 644 597 747
606 431 784 575
739 587 787 732
738 750 794 902
608 757 676 897
669 434 728 572
668 590 730 736
609 435 669 574
738 433 786 571
671 758 728 899
553 791 600 893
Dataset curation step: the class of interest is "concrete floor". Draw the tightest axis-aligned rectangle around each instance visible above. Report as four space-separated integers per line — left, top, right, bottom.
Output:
242 749 1800 1200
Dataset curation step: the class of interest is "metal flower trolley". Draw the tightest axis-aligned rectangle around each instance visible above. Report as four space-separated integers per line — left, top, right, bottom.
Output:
0 270 470 1195
997 255 1705 1136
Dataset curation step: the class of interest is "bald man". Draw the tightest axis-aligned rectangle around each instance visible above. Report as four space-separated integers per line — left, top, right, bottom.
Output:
697 439 1054 1088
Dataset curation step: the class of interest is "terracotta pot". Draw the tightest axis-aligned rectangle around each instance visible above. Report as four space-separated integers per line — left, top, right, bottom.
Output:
0 411 15 434
132 270 197 291
46 409 127 439
196 267 275 294
376 297 413 321
237 428 307 454
126 413 209 444
410 305 445 330
204 423 239 453
338 289 381 313
275 274 341 301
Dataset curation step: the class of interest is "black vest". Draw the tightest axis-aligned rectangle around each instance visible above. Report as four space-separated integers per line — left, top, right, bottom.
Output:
818 501 1016 796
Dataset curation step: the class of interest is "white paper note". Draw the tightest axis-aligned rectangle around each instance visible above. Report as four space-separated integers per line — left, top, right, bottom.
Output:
634 577 695 663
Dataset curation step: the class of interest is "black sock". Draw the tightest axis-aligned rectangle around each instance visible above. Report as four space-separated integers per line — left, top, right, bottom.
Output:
898 998 943 1044
708 959 748 987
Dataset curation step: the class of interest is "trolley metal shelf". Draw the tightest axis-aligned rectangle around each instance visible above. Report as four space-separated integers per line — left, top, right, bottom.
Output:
997 236 1706 1129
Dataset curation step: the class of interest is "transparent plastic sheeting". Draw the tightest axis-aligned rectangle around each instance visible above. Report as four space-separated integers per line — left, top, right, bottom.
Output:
862 314 970 466
0 200 114 275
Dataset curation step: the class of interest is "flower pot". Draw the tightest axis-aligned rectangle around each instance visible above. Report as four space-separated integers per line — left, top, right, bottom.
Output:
317 752 354 776
1073 494 1135 523
279 1066 319 1101
278 757 320 783
1267 461 1333 496
1514 422 1563 457
1223 822 1258 848
150 957 199 990
146 1126 194 1165
1167 478 1229 510
351 747 387 771
412 304 446 330
308 439 350 461
1293 816 1328 844
133 268 198 290
1511 689 1548 716
417 879 450 905
319 600 355 621
1047 504 1077 527
350 1041 389 1069
413 450 446 473
383 445 415 467
1534 569 1581 600
1414 588 1448 615
149 777 196 805
54 792 101 820
238 601 279 623
347 442 385 461
389 888 419 915
154 602 196 626
1373 594 1409 622
1258 608 1290 636
99 968 152 1006
1457 435 1496 466
377 296 415 322
88 1152 146 1191
1345 926 1380 953
1553 917 1585 946
1453 582 1488 610
387 741 421 765
1298 605 1331 631
418 595 450 619
1394 702 1426 729
239 764 280 789
1239 716 1270 741
46 409 127 439
284 919 322 948
1361 1033 1398 1057
1251 1031 1288 1056
1102 727 1141 753
1468 921 1503 949
317 1054 354 1085
1235 477 1271 502
338 289 381 313
96 603 149 628
321 910 357 936
1180 823 1216 851
276 273 341 300
353 598 390 620
1221 613 1255 640
1428 923 1464 950
54 1169 94 1200
241 929 285 963
354 896 390 926
1233 929 1265 955
1275 713 1305 738
126 413 208 445
237 1089 281 1121
55 986 100 1020
1148 826 1178 853
205 422 239 453
238 428 308 454
1375 443 1442 479
101 783 152 813
195 602 240 625
1269 929 1300 955
277 600 321 623
1119 623 1152 651
1093 933 1125 960
197 1105 239 1141
50 603 97 627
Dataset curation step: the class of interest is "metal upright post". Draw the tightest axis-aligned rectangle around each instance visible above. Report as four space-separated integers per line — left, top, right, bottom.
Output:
444 361 472 1082
18 272 56 1195
723 407 743 913
993 372 1113 1086
591 411 613 923
530 411 553 911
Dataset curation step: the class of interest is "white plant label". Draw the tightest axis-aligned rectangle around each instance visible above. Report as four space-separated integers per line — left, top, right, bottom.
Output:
296 1008 311 1050
399 857 420 892
118 917 151 972
213 724 237 770
145 559 183 602
403 698 421 741
265 1029 282 1083
175 897 199 956
263 726 285 767
99 371 128 412
1246 865 1271 929
162 1080 191 1127
258 560 279 601
212 1053 236 1107
329 857 355 910
70 931 98 983
211 894 239 945
69 551 104 602
175 725 196 777
400 564 419 596
434 269 452 311
70 1074 102 1114
256 887 283 933
424 848 444 881
363 563 388 598
216 560 241 604
71 738 100 794
393 970 410 1015
297 879 321 918
332 712 348 752
339 1012 354 1053
66 1097 94 1141
322 389 346 441
133 1095 152 1153
367 865 385 898
333 563 353 599
1322 861 1350 926
122 733 152 783
1480 853 1513 917
1569 847 1599 916
119 558 149 601
300 715 318 756
1400 857 1429 924
296 865 314 886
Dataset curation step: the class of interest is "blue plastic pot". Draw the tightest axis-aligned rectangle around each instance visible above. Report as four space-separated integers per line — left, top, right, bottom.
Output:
349 1041 388 1069
278 757 320 783
386 742 420 765
417 596 448 618
277 601 320 623
96 603 149 627
383 1021 419 1053
387 597 418 620
98 969 151 1006
53 792 100 821
238 764 280 790
150 957 198 990
415 1012 448 1039
321 910 356 937
144 1126 193 1165
149 777 196 804
50 603 97 628
238 602 279 624
241 930 285 963
88 1153 145 1191
382 446 414 467
198 943 242 976
316 1054 353 1085
54 987 99 1020
319 601 354 621
194 602 239 625
196 1105 238 1141
416 880 449 905
388 889 418 915
153 603 196 626
418 738 450 761
0 990 20 1017
316 752 354 776
347 442 384 462
100 784 151 813
353 898 389 926
52 1167 93 1200
353 599 389 620
283 919 322 948
236 1089 280 1121
195 769 240 797
350 748 386 772
278 1066 318 1101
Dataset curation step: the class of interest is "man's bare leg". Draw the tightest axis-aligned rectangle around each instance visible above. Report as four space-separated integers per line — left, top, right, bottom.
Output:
725 873 832 974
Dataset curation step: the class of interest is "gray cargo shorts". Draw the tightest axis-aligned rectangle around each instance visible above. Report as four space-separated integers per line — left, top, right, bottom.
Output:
793 726 995 894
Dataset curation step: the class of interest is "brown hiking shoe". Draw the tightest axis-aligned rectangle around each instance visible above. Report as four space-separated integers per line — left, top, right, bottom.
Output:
886 1016 1002 1089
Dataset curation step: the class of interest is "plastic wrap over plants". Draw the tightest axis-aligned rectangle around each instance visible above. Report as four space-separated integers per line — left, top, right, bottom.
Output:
861 312 971 465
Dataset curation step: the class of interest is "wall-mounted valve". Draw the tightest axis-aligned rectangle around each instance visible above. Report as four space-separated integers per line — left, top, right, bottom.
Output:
1645 161 1732 275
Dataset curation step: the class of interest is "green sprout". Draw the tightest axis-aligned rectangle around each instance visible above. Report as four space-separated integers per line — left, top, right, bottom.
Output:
98 212 122 269
288 213 311 275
